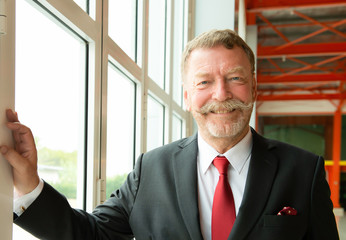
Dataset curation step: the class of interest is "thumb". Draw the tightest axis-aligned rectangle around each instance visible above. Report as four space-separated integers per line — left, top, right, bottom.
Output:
0 145 34 173
1 145 40 195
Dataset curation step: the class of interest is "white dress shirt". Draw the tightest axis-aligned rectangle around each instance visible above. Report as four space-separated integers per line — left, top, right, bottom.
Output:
197 130 253 240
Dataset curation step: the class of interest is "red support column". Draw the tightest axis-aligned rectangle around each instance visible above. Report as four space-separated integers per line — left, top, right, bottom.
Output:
246 12 256 25
331 106 341 208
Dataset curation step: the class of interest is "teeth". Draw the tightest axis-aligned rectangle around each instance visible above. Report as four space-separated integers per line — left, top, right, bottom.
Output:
214 110 230 114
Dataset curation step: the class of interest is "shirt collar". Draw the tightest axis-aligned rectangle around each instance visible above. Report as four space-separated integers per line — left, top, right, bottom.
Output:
198 129 253 175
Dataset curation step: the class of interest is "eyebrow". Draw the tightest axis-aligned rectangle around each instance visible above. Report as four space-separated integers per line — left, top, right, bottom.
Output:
224 66 246 75
194 71 211 79
193 66 247 79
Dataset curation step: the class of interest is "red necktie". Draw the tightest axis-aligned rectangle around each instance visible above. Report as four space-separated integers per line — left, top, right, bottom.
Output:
212 156 236 240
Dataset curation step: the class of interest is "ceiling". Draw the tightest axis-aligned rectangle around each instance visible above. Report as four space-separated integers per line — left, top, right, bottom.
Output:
242 0 346 115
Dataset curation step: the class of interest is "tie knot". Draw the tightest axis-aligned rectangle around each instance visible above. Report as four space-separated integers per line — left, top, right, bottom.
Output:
213 156 229 175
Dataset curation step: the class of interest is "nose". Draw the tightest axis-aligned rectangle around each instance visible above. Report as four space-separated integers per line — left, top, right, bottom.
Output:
212 80 232 102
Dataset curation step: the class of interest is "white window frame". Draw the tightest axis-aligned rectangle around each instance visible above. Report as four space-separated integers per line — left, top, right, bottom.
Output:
5 0 195 215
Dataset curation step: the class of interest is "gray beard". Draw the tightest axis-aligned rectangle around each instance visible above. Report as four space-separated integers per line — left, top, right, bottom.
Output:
194 99 253 138
205 112 249 138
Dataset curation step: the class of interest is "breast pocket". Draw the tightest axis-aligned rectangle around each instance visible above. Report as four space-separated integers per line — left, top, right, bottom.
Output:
264 215 304 228
262 215 306 239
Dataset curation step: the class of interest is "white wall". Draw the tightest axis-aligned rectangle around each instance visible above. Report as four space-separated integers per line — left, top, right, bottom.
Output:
246 25 258 128
194 0 235 36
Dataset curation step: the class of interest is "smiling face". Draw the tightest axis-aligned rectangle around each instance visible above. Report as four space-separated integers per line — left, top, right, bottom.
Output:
183 45 257 151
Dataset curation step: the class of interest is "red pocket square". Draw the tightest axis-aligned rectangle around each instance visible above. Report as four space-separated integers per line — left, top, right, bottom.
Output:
277 206 297 216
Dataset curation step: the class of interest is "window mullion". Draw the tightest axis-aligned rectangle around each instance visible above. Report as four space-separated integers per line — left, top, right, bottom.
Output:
140 0 149 154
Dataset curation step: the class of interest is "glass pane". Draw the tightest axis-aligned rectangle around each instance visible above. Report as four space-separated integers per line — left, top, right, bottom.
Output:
106 64 136 198
14 1 86 238
172 0 185 106
148 0 166 89
172 114 183 142
147 96 165 151
108 0 137 60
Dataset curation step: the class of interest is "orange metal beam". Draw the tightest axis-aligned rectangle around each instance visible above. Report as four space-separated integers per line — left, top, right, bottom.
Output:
259 66 339 73
257 92 346 101
274 20 346 51
257 42 346 58
293 10 346 39
286 57 332 73
271 55 345 80
325 164 346 173
246 12 256 25
258 85 339 93
258 20 342 30
257 73 346 84
330 105 342 208
256 13 290 43
266 58 284 73
247 0 346 12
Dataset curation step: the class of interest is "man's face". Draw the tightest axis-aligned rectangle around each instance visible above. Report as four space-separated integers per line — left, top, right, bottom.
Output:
183 45 256 143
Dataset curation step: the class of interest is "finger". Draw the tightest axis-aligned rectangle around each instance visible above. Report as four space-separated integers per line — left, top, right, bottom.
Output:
6 122 35 146
6 109 19 123
7 122 24 146
0 145 30 172
0 145 39 195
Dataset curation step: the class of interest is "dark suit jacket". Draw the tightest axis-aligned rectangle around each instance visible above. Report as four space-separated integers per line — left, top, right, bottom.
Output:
15 130 339 239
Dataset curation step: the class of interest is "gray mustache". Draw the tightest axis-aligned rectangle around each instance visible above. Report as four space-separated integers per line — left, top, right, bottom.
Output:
198 99 253 115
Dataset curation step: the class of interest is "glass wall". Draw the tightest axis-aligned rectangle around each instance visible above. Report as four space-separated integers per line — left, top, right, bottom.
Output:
12 0 191 238
172 113 183 141
147 0 167 89
108 0 138 61
106 64 136 197
16 0 87 214
172 0 186 106
147 96 165 151
14 1 87 238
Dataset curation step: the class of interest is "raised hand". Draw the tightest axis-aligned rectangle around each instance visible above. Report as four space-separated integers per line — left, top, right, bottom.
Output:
0 109 40 197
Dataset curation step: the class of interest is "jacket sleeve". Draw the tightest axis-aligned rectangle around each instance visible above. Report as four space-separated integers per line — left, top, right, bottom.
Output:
307 156 339 240
14 154 144 240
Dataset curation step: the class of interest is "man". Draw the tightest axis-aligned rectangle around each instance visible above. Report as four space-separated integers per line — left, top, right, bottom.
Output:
0 29 339 239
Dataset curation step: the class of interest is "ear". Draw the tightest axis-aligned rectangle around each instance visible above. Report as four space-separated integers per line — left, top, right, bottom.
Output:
252 74 257 102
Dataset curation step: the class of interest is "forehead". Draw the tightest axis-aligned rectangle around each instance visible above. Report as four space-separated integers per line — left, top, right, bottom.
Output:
187 45 252 75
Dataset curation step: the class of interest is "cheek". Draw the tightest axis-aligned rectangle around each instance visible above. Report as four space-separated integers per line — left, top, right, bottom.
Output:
232 85 254 102
190 91 210 110
185 87 211 111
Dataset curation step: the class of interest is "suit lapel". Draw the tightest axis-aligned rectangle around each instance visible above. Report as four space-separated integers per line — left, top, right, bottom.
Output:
229 130 278 240
172 135 204 240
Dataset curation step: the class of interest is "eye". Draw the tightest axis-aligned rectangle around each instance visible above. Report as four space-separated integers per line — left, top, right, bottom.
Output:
227 76 245 83
196 80 209 87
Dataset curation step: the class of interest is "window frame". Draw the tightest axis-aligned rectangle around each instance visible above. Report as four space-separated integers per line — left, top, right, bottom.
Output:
9 0 193 213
